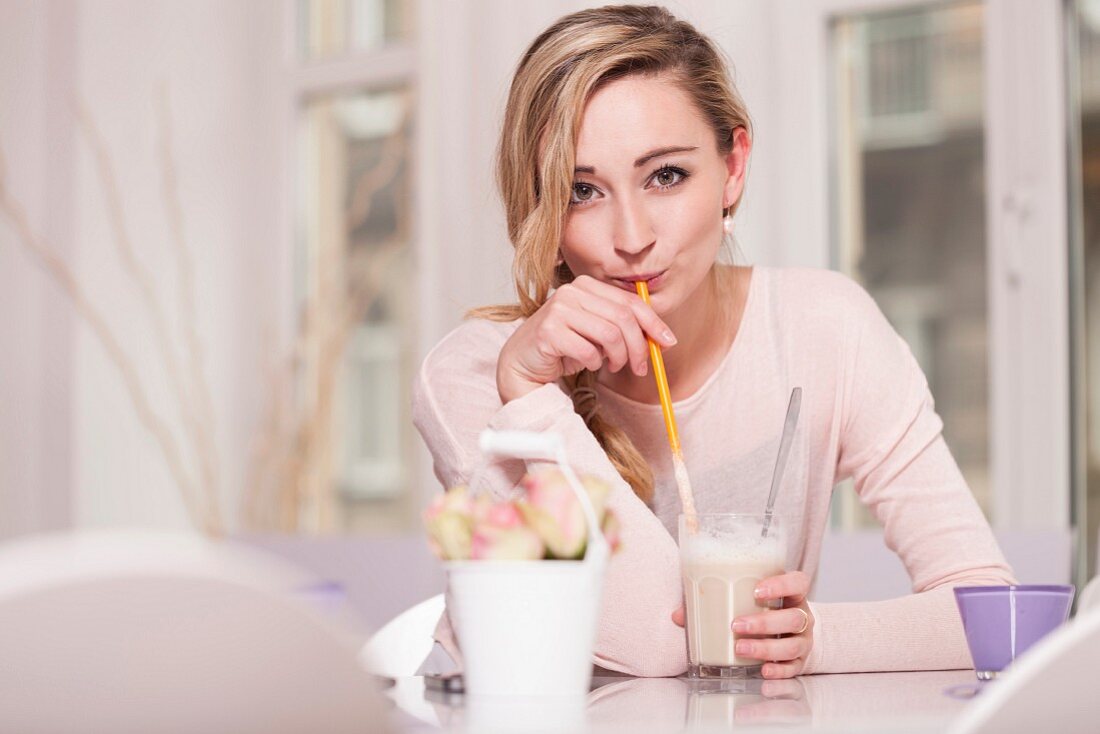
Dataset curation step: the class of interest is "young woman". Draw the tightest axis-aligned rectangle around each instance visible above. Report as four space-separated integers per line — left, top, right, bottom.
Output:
412 4 1014 679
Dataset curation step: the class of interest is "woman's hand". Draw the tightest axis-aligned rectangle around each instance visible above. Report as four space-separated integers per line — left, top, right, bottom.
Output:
671 570 815 679
732 679 811 725
496 275 677 403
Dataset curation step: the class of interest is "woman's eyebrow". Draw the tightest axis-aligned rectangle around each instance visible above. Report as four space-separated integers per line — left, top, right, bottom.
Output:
633 145 698 167
574 145 699 174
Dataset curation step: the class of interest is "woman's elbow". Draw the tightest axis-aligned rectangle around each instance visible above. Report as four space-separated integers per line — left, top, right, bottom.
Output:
917 562 1018 593
595 625 688 678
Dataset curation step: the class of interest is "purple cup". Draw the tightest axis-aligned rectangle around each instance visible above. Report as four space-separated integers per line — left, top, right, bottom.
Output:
954 585 1075 680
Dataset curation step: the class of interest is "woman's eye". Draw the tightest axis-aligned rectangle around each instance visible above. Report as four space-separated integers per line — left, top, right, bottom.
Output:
570 183 598 205
651 166 688 190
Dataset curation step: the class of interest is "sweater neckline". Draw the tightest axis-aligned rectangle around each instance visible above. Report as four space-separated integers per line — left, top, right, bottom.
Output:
595 265 762 412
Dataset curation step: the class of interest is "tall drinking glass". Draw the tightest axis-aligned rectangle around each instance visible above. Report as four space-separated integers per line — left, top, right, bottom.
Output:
679 514 788 678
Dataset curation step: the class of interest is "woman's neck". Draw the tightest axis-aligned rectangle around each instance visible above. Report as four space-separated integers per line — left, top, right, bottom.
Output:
597 264 750 404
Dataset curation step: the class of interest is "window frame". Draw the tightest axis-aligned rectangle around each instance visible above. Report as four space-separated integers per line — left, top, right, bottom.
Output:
774 0 1073 547
281 0 419 530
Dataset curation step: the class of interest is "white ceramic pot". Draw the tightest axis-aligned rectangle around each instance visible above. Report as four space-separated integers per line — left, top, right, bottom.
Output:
443 430 610 697
445 554 606 696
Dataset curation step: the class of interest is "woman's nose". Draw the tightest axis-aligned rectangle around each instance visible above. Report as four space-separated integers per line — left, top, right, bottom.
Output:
612 196 655 256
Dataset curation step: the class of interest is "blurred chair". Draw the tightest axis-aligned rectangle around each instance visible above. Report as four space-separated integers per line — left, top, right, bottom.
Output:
0 530 389 734
949 606 1100 733
362 593 445 677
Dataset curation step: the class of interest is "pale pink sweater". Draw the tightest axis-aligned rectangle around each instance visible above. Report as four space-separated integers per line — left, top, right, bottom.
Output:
412 266 1015 676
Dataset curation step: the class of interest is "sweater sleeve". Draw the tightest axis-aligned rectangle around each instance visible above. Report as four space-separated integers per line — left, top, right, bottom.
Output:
801 278 1016 675
411 319 688 677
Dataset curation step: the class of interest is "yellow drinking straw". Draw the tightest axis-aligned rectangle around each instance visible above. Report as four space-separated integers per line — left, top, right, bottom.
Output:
635 281 698 526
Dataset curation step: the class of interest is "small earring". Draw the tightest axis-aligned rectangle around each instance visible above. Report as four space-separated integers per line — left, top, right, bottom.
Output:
722 207 733 236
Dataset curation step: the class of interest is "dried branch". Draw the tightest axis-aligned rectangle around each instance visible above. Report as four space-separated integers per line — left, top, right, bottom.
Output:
0 143 207 530
154 84 222 534
76 99 222 534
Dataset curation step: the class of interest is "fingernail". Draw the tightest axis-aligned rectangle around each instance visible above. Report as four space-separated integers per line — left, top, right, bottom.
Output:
731 620 749 633
754 586 769 599
640 362 648 377
661 330 677 346
735 641 752 656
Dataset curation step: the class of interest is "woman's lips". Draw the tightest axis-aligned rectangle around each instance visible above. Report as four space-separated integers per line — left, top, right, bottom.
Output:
611 270 667 293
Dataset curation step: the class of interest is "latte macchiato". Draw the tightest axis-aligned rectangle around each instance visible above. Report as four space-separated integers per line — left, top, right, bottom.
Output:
680 514 787 676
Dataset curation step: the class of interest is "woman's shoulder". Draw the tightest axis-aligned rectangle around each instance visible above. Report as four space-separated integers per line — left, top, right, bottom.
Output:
765 266 871 308
762 266 881 327
419 316 523 384
754 266 887 363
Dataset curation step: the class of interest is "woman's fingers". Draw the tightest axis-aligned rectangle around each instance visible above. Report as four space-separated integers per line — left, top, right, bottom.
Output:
753 571 811 606
558 309 632 373
734 634 808 664
561 356 587 376
498 286 616 401
571 276 677 348
539 287 637 374
627 298 677 347
759 658 806 680
671 606 686 627
732 607 812 636
497 275 679 402
543 328 605 373
576 294 651 376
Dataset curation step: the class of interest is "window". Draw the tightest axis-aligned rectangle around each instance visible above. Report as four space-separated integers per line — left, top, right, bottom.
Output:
297 0 413 59
829 3 989 528
290 0 416 532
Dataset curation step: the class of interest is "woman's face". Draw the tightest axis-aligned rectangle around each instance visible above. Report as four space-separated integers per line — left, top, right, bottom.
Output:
561 74 750 317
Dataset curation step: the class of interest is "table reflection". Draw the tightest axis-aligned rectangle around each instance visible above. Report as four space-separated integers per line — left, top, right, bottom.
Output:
586 676 810 729
402 669 974 732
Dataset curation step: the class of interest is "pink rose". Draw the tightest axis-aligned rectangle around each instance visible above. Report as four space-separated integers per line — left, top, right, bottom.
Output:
518 470 616 559
601 510 622 554
470 501 545 560
423 485 475 560
424 472 621 562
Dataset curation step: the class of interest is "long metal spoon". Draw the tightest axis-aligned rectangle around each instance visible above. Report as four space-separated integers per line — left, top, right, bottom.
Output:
761 387 802 538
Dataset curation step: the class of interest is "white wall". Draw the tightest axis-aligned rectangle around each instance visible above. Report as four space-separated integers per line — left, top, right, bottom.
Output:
70 0 285 529
0 1 77 537
1 0 285 534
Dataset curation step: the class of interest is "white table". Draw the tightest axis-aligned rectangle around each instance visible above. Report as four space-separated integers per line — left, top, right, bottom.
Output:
386 669 982 733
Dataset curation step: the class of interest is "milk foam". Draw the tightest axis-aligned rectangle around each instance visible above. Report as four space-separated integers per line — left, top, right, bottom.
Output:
681 529 785 565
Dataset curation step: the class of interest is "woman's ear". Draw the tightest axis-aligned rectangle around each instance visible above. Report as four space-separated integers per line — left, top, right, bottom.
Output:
722 127 752 209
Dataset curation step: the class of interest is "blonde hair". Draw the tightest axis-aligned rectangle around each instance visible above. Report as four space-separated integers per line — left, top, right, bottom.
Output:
471 5 753 504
